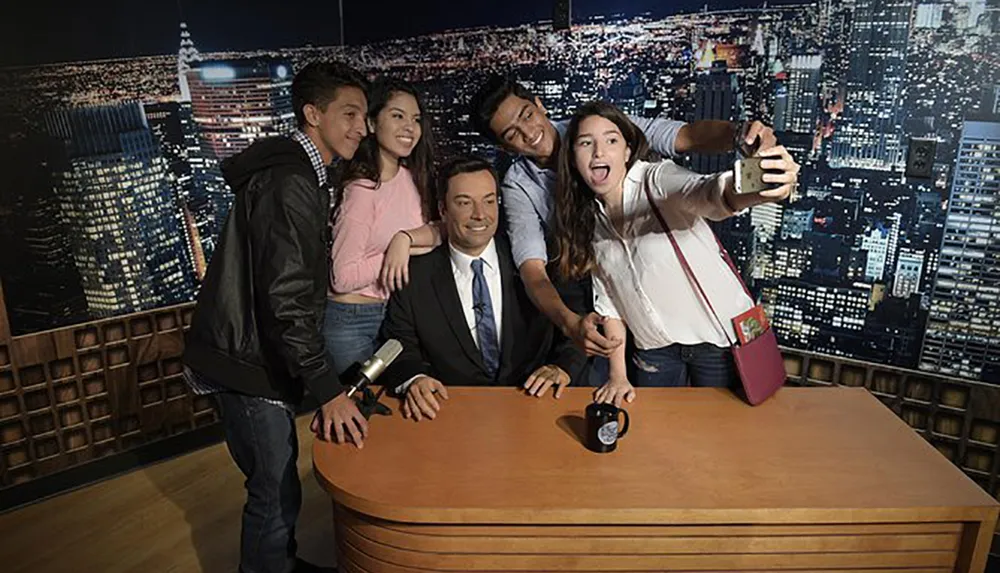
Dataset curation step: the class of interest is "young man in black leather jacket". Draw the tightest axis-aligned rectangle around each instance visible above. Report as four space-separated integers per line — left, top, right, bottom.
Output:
183 62 369 573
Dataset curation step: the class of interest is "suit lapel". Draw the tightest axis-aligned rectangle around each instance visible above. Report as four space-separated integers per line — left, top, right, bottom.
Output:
432 248 487 373
497 242 517 381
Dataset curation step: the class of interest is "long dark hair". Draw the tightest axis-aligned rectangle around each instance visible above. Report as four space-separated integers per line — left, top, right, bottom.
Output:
555 101 650 280
335 77 437 221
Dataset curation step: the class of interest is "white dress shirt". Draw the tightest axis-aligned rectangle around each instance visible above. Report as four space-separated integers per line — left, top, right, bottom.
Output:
592 159 754 350
397 239 504 393
448 238 504 348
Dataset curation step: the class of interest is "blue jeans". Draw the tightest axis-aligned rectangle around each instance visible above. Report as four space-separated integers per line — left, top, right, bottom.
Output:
322 300 387 376
632 343 739 388
216 392 300 573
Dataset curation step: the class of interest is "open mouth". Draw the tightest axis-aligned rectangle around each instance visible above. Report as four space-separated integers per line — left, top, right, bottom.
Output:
529 132 544 147
397 135 414 145
590 164 611 185
467 224 490 232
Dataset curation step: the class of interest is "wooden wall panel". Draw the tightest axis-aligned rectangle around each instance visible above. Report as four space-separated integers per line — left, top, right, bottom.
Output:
0 302 216 490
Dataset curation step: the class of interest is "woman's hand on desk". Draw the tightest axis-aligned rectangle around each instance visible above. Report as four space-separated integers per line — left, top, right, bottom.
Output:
594 377 636 408
523 364 570 398
401 376 449 421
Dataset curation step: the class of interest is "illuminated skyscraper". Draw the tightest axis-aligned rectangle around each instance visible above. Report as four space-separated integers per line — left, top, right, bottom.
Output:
915 4 944 29
829 0 914 171
692 60 739 174
553 0 571 31
43 102 196 316
177 22 202 103
785 54 822 135
187 59 295 161
893 247 925 298
920 118 1000 382
185 58 295 258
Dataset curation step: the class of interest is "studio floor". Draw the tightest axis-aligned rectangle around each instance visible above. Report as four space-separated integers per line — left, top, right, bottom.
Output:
0 415 335 573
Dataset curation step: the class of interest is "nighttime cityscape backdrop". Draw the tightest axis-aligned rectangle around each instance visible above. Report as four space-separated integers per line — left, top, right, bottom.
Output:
0 1 998 385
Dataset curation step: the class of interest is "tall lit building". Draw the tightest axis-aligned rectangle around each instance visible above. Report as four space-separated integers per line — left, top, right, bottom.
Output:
187 58 295 161
893 247 925 298
860 225 890 282
914 4 944 28
43 102 196 316
751 202 784 243
553 0 571 31
177 22 202 103
607 72 646 117
829 0 914 171
144 101 200 285
772 66 789 132
920 118 1000 382
145 101 194 202
185 58 295 258
785 54 822 134
691 60 739 174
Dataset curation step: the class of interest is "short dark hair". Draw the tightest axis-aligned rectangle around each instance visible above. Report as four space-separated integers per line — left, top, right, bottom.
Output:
468 75 538 142
437 155 499 204
291 61 369 128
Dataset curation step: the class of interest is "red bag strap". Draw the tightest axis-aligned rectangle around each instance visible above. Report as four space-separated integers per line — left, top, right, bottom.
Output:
641 181 744 346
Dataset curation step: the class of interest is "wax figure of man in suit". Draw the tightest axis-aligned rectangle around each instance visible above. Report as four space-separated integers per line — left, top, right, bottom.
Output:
380 156 586 420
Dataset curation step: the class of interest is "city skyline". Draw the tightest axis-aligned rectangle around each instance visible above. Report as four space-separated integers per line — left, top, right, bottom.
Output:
0 0 808 67
1 1 999 385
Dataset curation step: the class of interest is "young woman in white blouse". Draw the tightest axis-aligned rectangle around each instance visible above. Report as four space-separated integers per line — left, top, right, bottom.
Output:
555 101 799 406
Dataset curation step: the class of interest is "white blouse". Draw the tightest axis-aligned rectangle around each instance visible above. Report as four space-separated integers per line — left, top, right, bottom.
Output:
592 160 754 350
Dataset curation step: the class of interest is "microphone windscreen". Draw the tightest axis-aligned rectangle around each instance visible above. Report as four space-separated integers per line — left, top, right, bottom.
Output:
374 339 403 366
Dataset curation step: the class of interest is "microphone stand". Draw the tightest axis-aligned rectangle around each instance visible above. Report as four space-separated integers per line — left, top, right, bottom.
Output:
355 385 392 419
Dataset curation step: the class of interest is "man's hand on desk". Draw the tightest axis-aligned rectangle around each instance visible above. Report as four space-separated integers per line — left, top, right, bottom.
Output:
401 376 449 421
523 364 570 398
311 393 368 448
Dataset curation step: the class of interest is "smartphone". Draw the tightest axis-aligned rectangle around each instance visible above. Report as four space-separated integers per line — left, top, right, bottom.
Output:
734 156 780 195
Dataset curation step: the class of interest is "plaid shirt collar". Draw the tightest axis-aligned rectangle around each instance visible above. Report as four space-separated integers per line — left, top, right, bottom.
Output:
290 130 329 188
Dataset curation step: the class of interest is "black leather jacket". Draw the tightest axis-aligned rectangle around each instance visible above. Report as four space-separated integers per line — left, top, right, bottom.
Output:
183 136 343 405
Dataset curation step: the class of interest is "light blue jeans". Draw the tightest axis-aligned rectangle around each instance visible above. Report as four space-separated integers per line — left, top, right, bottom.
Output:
322 300 387 376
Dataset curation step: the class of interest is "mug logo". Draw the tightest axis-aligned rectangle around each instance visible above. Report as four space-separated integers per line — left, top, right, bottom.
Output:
597 421 619 445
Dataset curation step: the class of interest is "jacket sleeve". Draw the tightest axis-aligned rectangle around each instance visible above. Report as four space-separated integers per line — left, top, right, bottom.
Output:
379 278 434 395
249 172 344 404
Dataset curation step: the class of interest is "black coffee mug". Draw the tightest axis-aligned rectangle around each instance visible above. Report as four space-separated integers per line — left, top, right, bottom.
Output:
585 402 630 453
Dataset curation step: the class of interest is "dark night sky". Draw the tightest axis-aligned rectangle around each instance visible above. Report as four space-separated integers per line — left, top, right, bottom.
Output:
0 0 785 67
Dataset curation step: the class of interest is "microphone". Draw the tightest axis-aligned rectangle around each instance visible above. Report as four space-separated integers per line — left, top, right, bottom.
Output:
344 339 403 399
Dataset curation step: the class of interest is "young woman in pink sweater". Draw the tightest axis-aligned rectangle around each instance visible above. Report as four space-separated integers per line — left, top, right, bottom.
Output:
324 78 441 375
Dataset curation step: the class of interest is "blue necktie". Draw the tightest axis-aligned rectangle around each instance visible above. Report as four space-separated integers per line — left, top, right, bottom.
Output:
471 259 500 378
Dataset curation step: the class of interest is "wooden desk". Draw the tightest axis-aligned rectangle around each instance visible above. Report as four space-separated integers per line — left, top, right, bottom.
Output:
313 387 999 572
